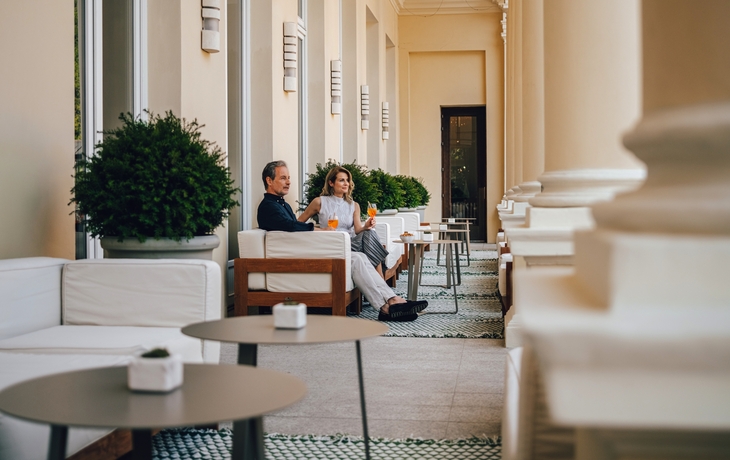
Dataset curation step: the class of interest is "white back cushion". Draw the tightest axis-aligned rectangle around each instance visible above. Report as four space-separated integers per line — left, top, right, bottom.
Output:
0 258 68 340
237 229 267 290
398 212 421 233
376 216 405 267
63 259 221 327
265 231 353 293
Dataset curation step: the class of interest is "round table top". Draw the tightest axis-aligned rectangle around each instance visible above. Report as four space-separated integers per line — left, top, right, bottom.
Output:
0 364 306 429
425 222 469 227
427 228 468 233
182 315 388 345
393 239 459 245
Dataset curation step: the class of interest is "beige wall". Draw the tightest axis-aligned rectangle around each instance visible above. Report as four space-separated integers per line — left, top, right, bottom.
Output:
307 0 342 171
248 0 299 216
0 0 75 259
398 13 503 241
148 1 230 303
642 0 730 115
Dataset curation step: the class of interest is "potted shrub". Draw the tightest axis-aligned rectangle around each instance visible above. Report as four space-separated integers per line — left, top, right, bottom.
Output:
301 160 380 219
394 175 421 212
70 111 240 259
411 177 431 221
369 169 404 214
128 347 183 393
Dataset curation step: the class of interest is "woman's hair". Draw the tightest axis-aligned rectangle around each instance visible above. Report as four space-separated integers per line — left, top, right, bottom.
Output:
321 165 354 203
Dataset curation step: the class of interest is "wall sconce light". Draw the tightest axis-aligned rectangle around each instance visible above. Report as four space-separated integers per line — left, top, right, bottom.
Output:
201 0 220 53
283 22 298 92
361 85 370 130
382 102 390 140
331 60 342 115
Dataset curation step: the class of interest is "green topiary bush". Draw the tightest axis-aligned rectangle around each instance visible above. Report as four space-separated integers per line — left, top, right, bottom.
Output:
369 169 405 211
301 160 380 218
70 111 240 242
394 175 421 208
411 176 431 206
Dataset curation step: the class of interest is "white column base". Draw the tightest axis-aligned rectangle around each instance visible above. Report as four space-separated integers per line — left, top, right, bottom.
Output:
517 264 730 431
576 428 730 460
513 180 542 202
505 206 594 262
499 202 531 228
504 311 523 348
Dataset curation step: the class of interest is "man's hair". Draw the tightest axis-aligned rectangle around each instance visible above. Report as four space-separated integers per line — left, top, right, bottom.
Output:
262 160 287 190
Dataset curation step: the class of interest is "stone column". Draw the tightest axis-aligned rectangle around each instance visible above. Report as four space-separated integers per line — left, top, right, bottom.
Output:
504 0 645 347
512 0 543 204
504 0 519 194
499 0 528 230
507 0 646 266
519 1 730 457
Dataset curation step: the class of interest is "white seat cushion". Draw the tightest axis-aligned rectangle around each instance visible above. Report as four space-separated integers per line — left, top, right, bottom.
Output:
0 325 205 363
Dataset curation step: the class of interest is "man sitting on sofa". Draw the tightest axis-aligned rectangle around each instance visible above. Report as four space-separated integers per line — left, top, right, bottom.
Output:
257 160 427 322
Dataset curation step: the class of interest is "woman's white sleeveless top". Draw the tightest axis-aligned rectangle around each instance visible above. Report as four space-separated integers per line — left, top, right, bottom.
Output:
318 195 356 237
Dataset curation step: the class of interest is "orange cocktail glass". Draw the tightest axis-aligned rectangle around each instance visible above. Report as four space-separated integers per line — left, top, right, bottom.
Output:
367 203 377 218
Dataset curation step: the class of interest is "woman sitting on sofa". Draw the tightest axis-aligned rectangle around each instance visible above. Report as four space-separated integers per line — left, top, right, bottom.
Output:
298 165 389 277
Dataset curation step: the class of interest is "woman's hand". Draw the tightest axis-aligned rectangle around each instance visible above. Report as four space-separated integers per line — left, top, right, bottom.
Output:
364 216 376 230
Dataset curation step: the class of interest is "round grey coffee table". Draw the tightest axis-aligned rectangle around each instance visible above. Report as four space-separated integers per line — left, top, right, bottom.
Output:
182 315 388 460
0 364 306 460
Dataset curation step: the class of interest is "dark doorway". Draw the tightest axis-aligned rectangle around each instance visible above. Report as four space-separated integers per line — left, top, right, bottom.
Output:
441 106 486 241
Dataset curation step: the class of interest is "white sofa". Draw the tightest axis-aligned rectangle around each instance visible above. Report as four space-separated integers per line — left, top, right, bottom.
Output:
0 257 221 460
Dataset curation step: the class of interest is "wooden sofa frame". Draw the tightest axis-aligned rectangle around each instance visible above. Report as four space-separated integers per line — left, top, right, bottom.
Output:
234 257 362 316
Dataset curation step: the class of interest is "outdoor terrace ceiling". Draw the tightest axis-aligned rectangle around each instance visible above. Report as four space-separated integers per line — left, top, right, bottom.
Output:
394 0 502 15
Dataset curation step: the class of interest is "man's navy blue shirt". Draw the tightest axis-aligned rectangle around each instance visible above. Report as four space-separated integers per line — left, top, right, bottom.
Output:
257 193 314 232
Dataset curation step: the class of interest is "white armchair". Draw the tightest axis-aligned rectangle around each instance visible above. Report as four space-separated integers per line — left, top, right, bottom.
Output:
236 229 361 316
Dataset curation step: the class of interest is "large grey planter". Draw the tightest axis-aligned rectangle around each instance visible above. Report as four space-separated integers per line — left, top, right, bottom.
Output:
100 235 220 260
415 205 427 222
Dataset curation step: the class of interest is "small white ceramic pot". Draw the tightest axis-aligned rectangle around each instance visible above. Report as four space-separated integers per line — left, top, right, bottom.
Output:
273 302 307 329
128 353 183 392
